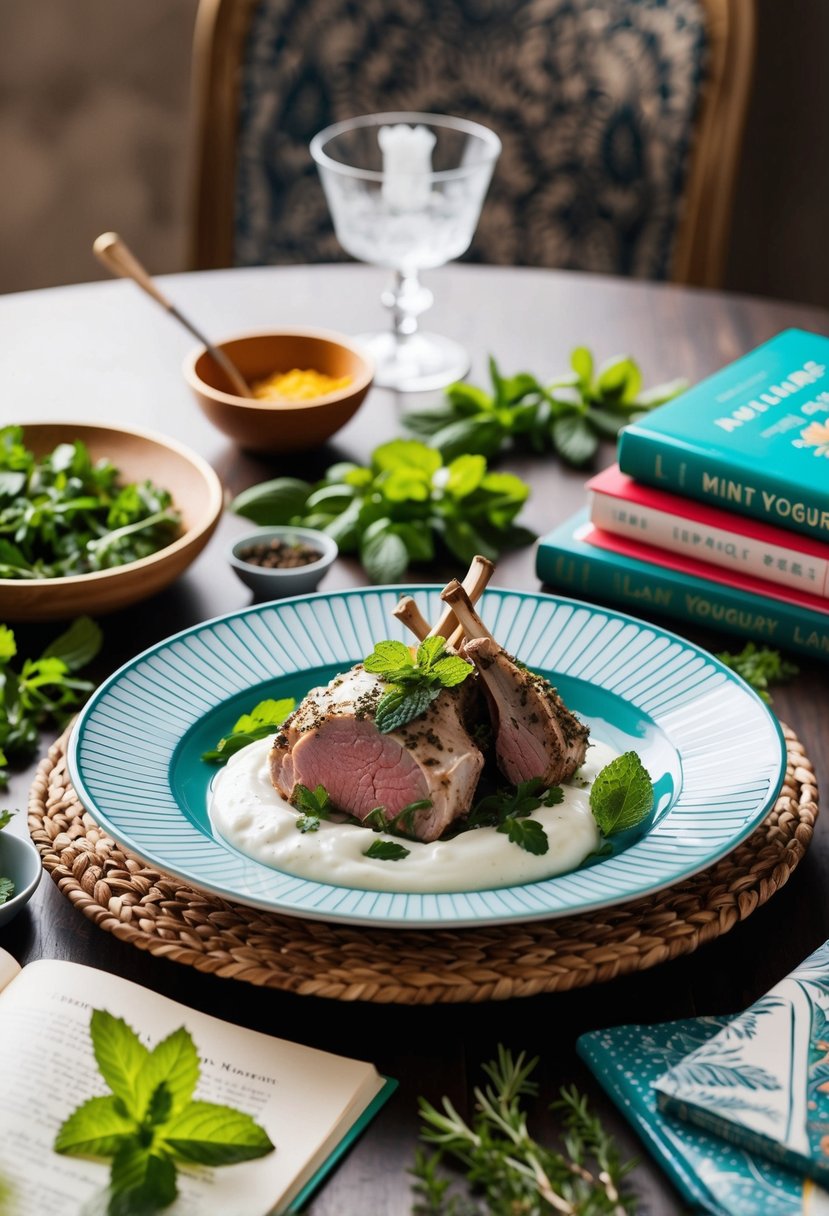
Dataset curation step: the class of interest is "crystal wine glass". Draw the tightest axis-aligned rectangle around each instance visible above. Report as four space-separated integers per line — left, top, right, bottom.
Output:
310 112 501 392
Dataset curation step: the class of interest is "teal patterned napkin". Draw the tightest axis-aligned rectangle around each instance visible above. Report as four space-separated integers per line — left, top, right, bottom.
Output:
577 1014 829 1215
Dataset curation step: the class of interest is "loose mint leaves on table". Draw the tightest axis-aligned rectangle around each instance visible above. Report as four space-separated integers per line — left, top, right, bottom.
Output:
405 348 687 466
230 439 533 584
55 1010 274 1216
715 643 799 704
0 427 180 577
0 616 102 788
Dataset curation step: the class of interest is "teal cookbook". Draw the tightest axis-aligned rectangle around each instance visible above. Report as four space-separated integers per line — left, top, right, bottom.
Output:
654 940 829 1187
617 328 829 543
578 1016 829 1215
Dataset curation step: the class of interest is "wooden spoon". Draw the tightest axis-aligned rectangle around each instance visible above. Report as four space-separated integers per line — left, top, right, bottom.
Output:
92 232 253 398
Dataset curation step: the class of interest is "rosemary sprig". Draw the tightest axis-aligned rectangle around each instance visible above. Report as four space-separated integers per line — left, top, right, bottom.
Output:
411 1046 638 1215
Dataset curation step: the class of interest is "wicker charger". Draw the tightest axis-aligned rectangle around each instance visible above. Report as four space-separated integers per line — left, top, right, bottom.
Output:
28 724 818 1005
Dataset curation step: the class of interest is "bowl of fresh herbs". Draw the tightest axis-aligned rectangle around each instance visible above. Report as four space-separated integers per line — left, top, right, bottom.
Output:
0 423 223 620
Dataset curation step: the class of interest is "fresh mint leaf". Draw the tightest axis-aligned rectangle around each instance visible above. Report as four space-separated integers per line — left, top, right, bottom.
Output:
202 697 295 765
0 810 12 831
497 817 549 855
0 877 14 904
90 1011 150 1119
131 1027 199 1122
431 654 474 687
229 477 311 525
363 839 411 861
364 639 415 677
375 684 441 734
55 1095 137 1157
590 752 654 835
543 786 564 806
359 520 409 583
0 626 16 664
415 635 448 669
160 1101 275 1165
42 616 103 672
108 1140 177 1216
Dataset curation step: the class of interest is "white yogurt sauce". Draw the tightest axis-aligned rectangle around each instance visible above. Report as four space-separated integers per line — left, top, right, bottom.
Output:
209 737 615 894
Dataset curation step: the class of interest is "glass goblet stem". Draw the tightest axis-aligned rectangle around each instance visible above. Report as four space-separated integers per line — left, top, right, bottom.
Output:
382 270 434 343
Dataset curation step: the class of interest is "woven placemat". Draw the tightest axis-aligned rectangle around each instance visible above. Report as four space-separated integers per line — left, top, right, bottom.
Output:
28 724 818 1005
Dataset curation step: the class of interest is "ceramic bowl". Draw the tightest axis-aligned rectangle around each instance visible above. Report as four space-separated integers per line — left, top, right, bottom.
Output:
183 329 374 453
0 831 41 928
0 422 224 621
229 526 338 598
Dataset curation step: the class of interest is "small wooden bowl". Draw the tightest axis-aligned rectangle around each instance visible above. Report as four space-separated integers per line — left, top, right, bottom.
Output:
0 422 223 621
183 329 374 453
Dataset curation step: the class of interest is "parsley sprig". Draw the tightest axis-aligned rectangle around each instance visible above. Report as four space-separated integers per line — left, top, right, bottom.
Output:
0 617 102 788
405 349 687 467
412 1045 637 1214
55 1010 274 1215
468 778 565 856
364 637 474 733
201 697 296 765
293 782 333 832
716 643 798 704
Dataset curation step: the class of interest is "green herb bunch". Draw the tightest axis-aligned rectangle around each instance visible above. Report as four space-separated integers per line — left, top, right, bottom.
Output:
230 440 533 584
405 350 687 467
364 636 474 732
55 1010 274 1216
715 643 799 704
0 428 180 578
412 1045 638 1215
467 778 564 856
0 616 102 787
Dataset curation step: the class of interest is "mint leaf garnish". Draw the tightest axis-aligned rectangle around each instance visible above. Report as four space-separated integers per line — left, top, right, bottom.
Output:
589 752 654 835
363 839 411 861
293 784 332 818
202 697 295 764
0 877 14 905
365 636 473 733
55 1011 275 1214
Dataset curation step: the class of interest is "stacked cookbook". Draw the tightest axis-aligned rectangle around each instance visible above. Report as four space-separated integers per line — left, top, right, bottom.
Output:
536 329 829 659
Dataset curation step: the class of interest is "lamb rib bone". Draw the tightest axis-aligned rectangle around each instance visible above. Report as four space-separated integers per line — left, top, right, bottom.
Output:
393 554 495 644
440 581 589 788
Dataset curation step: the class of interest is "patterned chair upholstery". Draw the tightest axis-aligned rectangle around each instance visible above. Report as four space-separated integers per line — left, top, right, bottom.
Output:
191 0 754 284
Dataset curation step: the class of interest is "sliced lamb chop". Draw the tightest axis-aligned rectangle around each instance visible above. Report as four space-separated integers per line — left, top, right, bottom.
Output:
441 581 589 788
270 665 483 844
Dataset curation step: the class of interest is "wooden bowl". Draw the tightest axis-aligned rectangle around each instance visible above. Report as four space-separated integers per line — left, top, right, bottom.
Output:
0 422 224 621
183 329 374 453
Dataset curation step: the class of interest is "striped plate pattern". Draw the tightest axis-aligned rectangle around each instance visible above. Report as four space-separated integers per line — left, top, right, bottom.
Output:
68 588 786 928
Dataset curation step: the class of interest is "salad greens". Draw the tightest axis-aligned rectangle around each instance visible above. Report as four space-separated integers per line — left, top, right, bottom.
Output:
405 348 687 466
0 809 14 905
0 617 102 787
55 1010 274 1216
0 427 180 578
230 439 534 583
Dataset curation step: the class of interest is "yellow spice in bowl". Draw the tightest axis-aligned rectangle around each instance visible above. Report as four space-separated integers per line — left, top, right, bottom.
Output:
251 368 353 402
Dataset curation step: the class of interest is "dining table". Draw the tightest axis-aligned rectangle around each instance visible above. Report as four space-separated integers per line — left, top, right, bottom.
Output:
2 260 828 1215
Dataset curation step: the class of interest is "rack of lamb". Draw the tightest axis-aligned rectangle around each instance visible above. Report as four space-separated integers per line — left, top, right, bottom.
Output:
269 560 589 843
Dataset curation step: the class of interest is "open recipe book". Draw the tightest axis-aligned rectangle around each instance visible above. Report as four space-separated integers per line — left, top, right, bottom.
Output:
0 949 394 1216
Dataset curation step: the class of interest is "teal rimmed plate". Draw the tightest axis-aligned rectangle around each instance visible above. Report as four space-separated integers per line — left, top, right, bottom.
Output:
67 588 786 929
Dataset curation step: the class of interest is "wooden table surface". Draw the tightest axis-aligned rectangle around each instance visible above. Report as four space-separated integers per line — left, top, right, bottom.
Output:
2 263 828 1215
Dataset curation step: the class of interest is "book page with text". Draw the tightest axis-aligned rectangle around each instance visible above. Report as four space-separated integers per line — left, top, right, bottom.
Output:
0 947 21 993
0 958 384 1215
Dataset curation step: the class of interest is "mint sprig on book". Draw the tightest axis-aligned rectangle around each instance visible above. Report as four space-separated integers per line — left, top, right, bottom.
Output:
55 1010 274 1215
405 348 687 466
364 637 474 733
